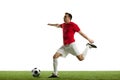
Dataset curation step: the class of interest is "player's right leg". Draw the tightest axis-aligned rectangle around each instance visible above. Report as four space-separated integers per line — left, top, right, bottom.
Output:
76 54 84 61
48 52 62 78
77 43 97 61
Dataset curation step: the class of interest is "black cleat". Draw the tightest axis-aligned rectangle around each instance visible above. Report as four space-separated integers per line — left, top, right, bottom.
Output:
86 43 97 48
48 73 59 78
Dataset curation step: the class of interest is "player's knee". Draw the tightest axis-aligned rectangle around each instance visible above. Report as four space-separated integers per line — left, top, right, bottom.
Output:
78 58 84 61
53 55 57 59
53 53 59 59
77 55 84 61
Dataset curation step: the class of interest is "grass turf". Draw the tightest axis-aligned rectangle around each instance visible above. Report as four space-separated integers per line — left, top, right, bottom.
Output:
0 71 120 80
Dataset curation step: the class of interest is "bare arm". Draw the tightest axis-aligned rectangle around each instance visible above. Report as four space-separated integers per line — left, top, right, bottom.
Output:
78 31 94 43
47 23 61 28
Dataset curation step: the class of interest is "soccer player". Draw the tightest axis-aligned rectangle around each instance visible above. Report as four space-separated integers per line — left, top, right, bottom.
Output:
48 13 97 78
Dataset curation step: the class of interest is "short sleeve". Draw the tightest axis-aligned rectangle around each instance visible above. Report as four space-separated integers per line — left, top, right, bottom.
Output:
60 24 63 28
73 23 80 32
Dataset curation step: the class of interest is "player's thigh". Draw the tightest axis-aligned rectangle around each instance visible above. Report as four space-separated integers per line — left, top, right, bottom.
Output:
55 45 68 58
53 52 62 59
69 42 80 56
69 43 84 61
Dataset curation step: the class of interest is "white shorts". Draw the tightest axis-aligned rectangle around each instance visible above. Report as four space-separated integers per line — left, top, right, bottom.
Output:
57 42 80 57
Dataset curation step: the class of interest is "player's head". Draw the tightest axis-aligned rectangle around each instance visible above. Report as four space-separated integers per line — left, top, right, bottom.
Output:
64 12 72 23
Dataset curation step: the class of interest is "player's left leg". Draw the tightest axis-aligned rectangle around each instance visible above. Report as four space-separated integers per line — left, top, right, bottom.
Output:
53 52 62 76
49 45 68 78
49 52 61 78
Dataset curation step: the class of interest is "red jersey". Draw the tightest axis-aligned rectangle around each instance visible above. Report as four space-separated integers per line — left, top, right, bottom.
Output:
60 22 80 45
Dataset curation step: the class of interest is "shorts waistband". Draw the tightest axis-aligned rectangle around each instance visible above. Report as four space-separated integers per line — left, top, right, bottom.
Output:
64 42 75 46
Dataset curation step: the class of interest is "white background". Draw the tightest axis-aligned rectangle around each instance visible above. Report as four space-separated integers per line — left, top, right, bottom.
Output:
0 0 120 71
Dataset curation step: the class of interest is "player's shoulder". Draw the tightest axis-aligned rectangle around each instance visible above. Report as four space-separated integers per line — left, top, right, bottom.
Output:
70 22 78 26
70 22 75 24
60 23 65 27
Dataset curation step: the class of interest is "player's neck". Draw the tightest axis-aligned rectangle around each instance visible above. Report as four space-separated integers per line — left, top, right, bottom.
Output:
65 21 71 24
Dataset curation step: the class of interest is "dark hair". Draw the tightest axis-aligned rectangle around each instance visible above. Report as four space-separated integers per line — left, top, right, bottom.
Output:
65 12 72 20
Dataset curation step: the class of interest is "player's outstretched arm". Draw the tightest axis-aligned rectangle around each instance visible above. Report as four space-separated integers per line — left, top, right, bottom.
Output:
47 23 61 28
78 31 94 43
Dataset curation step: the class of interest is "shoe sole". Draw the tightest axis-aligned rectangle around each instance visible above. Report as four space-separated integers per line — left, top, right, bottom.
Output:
87 43 97 48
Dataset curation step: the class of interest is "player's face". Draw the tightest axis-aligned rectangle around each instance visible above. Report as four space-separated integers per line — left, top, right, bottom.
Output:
64 14 71 23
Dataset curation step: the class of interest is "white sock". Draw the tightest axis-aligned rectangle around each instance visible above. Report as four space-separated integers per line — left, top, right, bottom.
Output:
82 45 90 58
53 58 58 75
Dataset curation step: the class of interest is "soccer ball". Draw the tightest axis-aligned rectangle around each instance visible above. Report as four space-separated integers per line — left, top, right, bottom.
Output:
32 68 40 77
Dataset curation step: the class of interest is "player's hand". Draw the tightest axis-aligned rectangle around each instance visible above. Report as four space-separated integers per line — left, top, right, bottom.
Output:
47 23 51 26
88 39 94 43
47 23 60 28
